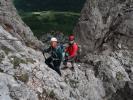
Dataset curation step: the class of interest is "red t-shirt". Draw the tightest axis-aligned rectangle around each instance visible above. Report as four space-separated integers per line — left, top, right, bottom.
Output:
66 43 78 58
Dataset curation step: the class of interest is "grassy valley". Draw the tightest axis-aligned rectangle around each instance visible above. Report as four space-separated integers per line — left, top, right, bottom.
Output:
14 0 85 38
20 11 80 38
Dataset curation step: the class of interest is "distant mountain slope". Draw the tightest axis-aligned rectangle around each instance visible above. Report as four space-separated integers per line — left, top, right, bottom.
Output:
13 0 84 37
20 11 80 38
14 0 86 12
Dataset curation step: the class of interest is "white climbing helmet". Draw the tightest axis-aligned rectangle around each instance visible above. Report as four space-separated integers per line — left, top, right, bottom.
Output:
50 37 57 42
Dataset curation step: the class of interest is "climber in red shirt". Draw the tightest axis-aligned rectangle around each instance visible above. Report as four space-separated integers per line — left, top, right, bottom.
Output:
63 34 78 69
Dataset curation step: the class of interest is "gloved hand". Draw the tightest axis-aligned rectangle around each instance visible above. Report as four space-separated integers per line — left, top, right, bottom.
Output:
65 53 69 57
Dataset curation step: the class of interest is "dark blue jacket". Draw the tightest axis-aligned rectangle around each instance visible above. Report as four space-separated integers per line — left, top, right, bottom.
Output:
43 46 63 61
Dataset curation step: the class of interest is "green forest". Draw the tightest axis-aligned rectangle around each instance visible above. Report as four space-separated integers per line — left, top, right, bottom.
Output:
14 0 86 38
14 0 85 12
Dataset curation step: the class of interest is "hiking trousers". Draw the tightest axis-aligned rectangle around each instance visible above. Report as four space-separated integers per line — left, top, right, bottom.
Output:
63 56 77 67
45 57 61 76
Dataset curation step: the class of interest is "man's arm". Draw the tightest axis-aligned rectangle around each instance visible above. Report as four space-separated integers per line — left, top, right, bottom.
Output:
43 47 51 54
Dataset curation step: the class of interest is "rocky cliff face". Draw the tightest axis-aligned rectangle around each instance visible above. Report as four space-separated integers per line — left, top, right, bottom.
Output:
74 0 133 100
0 0 42 49
75 0 133 54
0 0 133 100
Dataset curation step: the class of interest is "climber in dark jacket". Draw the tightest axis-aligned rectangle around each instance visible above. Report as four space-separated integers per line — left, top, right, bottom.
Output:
43 37 63 76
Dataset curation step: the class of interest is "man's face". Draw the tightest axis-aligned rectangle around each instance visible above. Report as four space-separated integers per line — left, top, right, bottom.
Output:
51 41 57 48
69 40 74 45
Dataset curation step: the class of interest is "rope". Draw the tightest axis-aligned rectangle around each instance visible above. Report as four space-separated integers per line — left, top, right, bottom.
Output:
0 37 21 41
0 35 28 43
